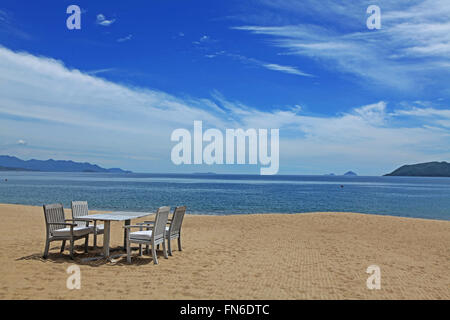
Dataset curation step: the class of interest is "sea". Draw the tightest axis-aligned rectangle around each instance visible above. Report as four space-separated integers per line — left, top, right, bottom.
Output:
0 172 449 220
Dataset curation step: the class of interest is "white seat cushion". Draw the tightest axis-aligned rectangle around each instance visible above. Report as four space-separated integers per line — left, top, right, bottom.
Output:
130 230 153 241
52 226 92 237
95 224 104 232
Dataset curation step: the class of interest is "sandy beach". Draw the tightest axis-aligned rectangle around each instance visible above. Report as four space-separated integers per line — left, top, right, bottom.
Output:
0 203 448 300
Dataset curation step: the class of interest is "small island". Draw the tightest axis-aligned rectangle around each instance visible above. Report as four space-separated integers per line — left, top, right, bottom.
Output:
343 171 357 176
384 161 450 177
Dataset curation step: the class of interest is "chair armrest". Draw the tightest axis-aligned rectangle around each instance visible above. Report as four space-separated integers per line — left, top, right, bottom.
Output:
123 225 153 229
47 222 77 227
66 218 93 222
140 220 171 225
138 221 154 225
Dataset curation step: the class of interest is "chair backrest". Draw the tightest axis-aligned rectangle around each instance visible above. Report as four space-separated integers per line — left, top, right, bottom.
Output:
71 201 89 227
153 206 170 243
169 206 186 237
43 203 65 236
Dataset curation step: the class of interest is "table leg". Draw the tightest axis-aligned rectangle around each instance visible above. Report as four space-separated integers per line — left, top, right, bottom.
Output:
124 219 130 249
103 220 111 258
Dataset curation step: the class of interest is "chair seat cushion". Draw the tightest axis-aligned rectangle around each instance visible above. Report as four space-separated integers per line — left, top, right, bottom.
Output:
131 226 173 241
95 224 104 232
52 226 92 237
130 230 153 241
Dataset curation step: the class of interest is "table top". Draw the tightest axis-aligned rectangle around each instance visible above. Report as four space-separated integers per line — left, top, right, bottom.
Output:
76 211 155 221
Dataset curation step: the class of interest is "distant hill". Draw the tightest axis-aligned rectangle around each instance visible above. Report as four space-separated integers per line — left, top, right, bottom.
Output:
0 155 132 173
343 171 357 176
0 165 35 172
385 161 450 177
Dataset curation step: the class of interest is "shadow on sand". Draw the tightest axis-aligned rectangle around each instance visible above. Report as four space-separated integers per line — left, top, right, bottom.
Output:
16 245 167 267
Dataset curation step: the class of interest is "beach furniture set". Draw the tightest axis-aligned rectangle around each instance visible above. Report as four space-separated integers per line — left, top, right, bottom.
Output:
42 202 186 264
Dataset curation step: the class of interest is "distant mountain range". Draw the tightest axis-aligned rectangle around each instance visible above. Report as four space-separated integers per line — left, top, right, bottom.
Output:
0 155 131 173
385 161 450 177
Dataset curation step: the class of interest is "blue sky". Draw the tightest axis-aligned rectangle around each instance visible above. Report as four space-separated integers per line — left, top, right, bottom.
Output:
0 0 449 175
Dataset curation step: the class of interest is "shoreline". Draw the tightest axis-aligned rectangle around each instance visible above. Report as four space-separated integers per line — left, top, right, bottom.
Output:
0 203 449 299
0 202 448 222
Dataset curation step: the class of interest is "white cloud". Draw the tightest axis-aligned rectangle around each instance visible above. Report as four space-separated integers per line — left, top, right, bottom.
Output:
0 9 30 39
233 0 450 91
0 46 449 174
193 35 215 45
96 14 115 26
117 34 132 42
0 10 8 22
86 68 115 75
216 52 312 77
17 139 27 145
262 63 313 77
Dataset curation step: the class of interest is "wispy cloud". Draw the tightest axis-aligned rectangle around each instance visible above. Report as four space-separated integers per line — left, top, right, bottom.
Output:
262 63 313 77
207 51 313 77
193 35 215 45
233 0 450 91
0 9 8 22
117 34 132 42
0 9 30 39
86 68 116 75
0 46 449 174
96 14 115 26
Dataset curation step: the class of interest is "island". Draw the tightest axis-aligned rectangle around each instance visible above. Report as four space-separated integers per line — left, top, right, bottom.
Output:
343 171 357 176
384 161 450 177
0 155 132 173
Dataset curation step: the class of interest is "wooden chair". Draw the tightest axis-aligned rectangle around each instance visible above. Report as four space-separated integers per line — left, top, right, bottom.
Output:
166 206 186 255
124 206 170 264
71 201 104 249
43 203 91 259
140 206 186 256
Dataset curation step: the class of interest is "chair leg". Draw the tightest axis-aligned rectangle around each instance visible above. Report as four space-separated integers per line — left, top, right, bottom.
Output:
126 238 131 264
69 237 74 260
145 226 150 254
162 240 168 259
43 238 50 259
93 233 97 249
152 244 158 265
60 240 66 253
84 235 89 253
157 244 160 251
178 236 182 251
168 238 173 256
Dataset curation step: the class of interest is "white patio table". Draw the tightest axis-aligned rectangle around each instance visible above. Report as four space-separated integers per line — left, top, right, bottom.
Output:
76 211 155 259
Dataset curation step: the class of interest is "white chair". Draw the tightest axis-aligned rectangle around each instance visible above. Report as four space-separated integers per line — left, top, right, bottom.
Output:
140 206 186 256
43 203 91 259
124 206 170 264
71 201 104 249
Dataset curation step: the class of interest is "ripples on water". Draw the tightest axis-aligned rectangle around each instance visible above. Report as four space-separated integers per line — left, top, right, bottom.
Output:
0 172 449 220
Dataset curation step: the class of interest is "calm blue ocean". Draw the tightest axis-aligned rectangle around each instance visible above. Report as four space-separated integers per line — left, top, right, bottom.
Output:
0 172 449 220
